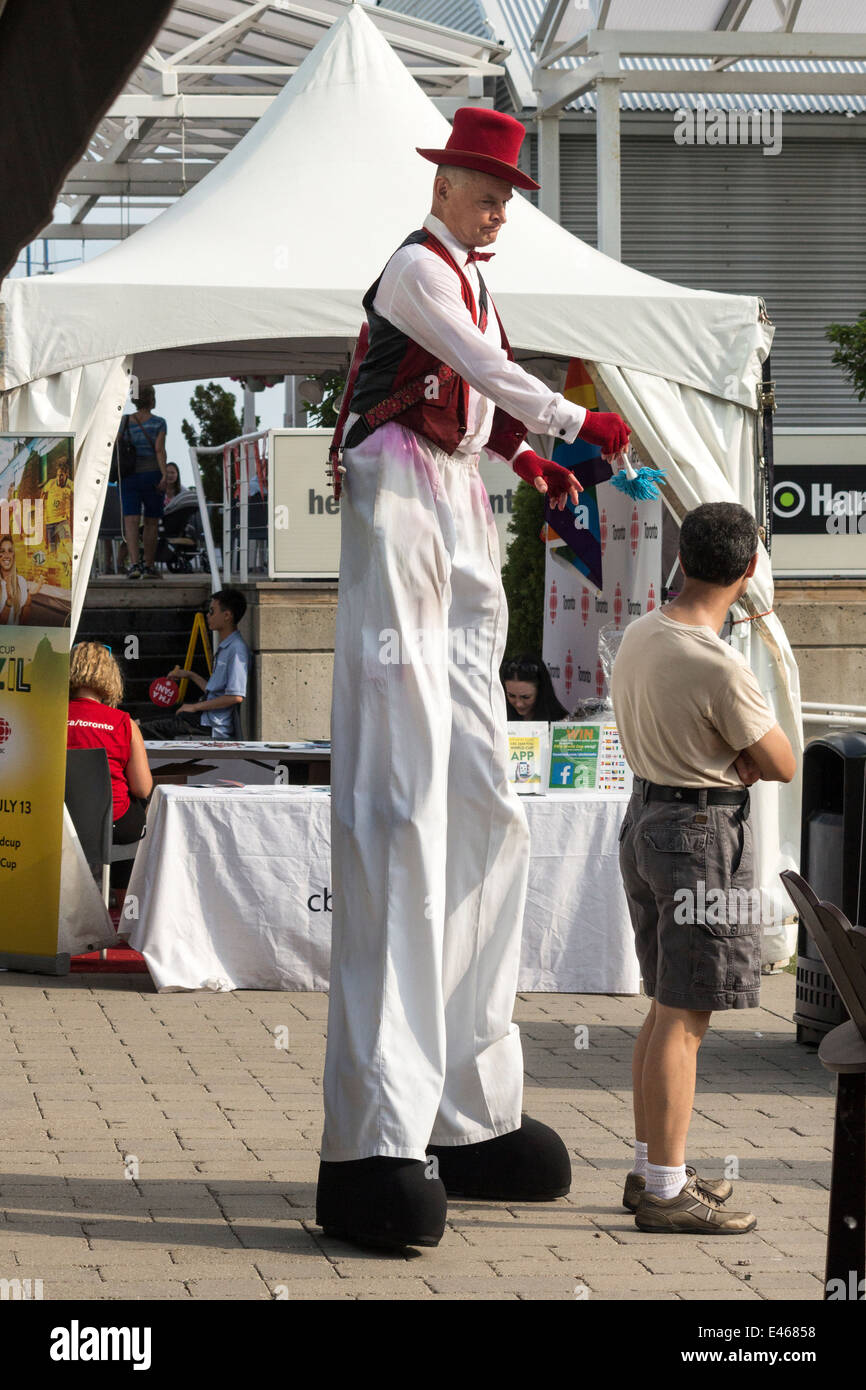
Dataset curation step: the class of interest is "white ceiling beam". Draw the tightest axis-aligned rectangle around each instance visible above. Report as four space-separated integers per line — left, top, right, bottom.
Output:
536 49 866 112
168 0 272 66
534 56 603 112
711 0 760 72
166 61 499 78
588 30 866 58
106 94 296 116
67 119 156 225
360 29 505 69
65 182 208 197
106 55 502 121
783 0 804 31
538 33 591 68
533 0 611 58
539 67 866 110
141 45 169 71
533 0 572 62
542 26 866 65
710 0 800 66
39 225 154 240
614 71 866 94
715 0 755 30
161 63 299 74
65 162 210 182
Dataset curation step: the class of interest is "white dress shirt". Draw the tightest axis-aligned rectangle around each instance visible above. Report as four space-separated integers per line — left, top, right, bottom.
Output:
346 213 587 462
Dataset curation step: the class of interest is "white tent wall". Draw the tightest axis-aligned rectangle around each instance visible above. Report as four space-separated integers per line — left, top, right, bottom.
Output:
0 5 803 945
0 355 132 635
589 360 802 953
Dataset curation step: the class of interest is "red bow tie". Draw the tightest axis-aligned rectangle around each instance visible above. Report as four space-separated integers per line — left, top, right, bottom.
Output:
466 249 495 264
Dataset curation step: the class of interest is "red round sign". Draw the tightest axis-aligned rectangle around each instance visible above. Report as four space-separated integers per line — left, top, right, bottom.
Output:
149 677 179 707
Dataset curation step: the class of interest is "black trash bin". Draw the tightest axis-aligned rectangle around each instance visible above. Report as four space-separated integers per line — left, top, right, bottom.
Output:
794 731 866 1045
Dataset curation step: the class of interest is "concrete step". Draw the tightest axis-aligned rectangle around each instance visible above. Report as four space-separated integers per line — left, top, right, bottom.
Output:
77 580 213 726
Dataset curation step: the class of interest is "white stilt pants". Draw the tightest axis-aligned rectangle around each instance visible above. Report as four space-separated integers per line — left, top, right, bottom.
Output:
321 422 531 1161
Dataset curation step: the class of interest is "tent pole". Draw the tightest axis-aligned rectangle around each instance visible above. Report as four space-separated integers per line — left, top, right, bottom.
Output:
596 74 622 260
188 444 221 591
537 112 560 222
223 445 232 587
239 440 249 586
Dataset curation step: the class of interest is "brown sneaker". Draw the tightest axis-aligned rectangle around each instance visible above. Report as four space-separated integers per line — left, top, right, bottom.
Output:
622 1165 734 1213
634 1175 757 1234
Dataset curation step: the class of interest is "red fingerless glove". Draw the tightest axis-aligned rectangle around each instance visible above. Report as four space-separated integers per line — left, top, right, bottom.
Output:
511 449 582 502
577 410 630 455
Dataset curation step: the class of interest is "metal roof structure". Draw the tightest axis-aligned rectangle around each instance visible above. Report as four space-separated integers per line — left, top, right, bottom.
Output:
387 0 866 113
524 0 866 255
47 0 508 242
0 0 174 278
37 0 866 257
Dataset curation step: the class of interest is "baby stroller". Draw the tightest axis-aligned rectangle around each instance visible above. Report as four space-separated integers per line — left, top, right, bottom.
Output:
155 488 211 573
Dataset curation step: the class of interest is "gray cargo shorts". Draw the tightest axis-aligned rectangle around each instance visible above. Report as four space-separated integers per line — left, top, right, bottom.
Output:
618 783 761 1011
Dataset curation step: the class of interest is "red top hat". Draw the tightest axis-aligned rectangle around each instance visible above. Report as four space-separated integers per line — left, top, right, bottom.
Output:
417 107 539 192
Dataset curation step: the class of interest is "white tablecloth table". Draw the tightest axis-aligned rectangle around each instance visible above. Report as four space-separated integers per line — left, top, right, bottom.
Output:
145 740 330 787
126 785 640 995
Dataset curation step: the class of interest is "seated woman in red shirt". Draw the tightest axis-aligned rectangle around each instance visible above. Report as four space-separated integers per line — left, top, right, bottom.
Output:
67 641 153 844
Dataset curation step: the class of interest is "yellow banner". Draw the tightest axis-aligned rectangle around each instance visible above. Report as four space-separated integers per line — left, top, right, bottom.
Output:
0 626 70 957
0 432 75 966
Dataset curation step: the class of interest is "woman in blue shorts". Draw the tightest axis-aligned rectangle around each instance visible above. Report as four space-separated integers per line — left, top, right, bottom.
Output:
121 384 168 578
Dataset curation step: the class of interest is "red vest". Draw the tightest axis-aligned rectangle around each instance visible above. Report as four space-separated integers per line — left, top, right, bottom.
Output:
329 230 526 499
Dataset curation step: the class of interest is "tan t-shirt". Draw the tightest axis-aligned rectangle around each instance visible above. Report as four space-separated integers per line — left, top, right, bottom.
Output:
610 606 777 788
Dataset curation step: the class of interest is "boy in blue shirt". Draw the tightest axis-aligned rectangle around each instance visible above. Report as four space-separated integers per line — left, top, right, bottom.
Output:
139 589 250 740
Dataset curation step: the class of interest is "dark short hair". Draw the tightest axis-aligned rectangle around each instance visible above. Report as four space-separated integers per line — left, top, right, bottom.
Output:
133 384 156 409
679 502 758 586
210 588 246 625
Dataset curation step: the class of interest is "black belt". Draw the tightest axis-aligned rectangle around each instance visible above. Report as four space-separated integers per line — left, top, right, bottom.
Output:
633 777 748 807
343 416 372 451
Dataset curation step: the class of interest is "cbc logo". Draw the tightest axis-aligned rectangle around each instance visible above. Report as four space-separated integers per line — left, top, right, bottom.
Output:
772 480 805 520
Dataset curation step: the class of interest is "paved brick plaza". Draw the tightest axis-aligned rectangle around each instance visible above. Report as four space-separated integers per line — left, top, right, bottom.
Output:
0 971 831 1301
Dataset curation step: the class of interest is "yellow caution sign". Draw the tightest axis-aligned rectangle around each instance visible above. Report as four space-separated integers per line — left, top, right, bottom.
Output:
176 611 213 703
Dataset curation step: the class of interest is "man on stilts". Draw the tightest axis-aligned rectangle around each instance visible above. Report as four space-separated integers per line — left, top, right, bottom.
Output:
317 108 630 1249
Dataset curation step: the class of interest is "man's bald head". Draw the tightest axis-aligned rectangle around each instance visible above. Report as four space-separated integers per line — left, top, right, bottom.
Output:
431 165 513 251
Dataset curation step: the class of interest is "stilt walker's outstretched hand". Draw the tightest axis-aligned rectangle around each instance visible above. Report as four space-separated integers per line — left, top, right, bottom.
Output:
577 410 630 457
511 449 583 511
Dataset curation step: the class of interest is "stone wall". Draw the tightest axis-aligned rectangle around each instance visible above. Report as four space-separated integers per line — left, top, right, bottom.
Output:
241 581 338 740
775 580 866 708
238 577 866 741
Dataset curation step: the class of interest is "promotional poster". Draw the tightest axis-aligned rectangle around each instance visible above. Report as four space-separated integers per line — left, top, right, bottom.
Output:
0 434 74 966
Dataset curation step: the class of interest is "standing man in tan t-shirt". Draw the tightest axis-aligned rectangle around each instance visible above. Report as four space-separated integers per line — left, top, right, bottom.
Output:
611 502 796 1234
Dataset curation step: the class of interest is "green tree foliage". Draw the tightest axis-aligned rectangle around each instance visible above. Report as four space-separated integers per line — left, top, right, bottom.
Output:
181 384 258 502
826 311 866 402
500 479 547 657
304 373 347 430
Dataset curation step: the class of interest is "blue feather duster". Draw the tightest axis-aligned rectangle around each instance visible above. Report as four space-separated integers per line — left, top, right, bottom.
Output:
610 452 667 500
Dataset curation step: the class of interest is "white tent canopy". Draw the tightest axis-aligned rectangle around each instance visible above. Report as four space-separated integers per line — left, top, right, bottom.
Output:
0 3 802 922
2 4 771 405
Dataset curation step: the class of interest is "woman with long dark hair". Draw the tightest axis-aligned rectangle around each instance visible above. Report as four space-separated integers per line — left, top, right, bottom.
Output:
500 653 569 721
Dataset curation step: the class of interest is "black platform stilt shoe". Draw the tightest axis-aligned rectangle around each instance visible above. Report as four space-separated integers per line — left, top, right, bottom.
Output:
315 1156 448 1251
426 1116 571 1201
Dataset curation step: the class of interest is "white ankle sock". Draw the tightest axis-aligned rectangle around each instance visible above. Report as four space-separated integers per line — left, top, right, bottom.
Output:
645 1162 687 1199
632 1140 648 1177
